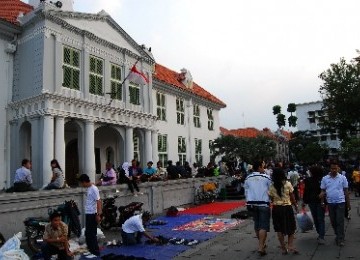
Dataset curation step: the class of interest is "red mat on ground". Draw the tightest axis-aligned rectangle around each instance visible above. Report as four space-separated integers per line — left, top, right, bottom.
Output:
180 201 246 215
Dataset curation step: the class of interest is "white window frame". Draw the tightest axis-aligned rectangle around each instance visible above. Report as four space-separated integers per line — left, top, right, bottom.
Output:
207 108 214 130
158 134 168 167
62 46 80 90
129 83 140 105
195 138 203 166
176 98 185 125
178 136 186 165
156 92 166 121
193 104 201 128
89 55 104 96
110 63 122 100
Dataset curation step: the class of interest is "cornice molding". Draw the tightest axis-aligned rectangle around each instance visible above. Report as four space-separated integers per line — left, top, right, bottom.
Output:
8 93 158 130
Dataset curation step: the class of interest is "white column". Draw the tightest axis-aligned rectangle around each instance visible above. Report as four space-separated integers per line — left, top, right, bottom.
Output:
151 130 158 164
55 117 65 171
125 127 133 162
84 120 96 182
42 115 54 186
144 129 152 163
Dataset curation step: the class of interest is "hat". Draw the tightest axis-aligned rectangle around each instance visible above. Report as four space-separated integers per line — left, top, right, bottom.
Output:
147 161 153 165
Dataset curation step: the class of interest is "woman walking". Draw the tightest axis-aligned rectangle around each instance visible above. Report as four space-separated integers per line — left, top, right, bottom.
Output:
303 165 326 244
269 167 299 255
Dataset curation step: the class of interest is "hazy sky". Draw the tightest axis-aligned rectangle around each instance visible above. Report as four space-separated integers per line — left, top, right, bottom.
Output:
28 0 360 131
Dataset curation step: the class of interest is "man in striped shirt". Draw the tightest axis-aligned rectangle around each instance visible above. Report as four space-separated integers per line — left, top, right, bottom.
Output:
244 161 272 256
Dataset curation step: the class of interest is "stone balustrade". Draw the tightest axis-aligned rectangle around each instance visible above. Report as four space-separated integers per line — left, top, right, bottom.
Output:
0 176 225 239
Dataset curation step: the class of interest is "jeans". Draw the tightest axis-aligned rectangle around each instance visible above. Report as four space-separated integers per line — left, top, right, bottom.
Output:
85 214 99 256
41 243 71 260
327 203 345 243
121 230 143 245
308 203 325 239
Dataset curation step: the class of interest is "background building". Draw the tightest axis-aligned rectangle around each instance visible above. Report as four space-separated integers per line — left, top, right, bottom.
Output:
296 101 341 154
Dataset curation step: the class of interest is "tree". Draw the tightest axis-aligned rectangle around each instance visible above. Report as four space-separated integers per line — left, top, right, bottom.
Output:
319 57 360 140
272 104 297 129
340 137 360 160
211 134 276 163
289 131 328 164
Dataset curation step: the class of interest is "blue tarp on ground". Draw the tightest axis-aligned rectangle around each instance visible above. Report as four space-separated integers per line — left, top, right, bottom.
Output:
80 215 216 260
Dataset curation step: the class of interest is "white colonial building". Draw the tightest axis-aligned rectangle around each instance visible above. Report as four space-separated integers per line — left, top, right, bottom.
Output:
0 0 225 189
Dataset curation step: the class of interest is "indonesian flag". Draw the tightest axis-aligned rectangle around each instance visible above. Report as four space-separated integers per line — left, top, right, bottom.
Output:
127 65 149 85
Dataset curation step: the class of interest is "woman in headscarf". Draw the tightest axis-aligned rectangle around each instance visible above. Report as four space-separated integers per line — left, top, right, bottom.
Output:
118 162 141 196
269 167 299 255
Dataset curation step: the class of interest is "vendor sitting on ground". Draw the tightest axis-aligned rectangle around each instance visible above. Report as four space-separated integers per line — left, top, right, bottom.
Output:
121 211 159 245
42 211 73 260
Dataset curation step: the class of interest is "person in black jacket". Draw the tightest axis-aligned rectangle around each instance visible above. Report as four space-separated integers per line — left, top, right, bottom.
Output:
303 165 326 245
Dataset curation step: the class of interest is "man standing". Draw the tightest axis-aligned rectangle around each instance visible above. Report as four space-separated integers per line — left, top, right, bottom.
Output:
320 162 350 246
287 164 300 201
244 161 272 256
79 174 102 256
42 211 73 260
14 159 36 192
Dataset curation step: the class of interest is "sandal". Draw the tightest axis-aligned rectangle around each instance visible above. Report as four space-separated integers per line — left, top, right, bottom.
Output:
258 250 267 256
289 248 299 255
281 246 288 255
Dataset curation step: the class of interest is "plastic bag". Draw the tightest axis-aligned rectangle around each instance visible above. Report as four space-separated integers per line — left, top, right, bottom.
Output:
0 232 29 260
296 210 314 232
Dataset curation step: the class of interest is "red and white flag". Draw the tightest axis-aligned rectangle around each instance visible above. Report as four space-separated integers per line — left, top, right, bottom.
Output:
127 65 149 85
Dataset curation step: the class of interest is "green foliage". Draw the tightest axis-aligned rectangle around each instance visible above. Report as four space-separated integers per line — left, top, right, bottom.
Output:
273 105 281 115
289 131 328 164
272 104 297 128
287 103 296 113
276 114 286 128
340 137 360 160
212 134 277 163
288 115 298 127
319 57 360 140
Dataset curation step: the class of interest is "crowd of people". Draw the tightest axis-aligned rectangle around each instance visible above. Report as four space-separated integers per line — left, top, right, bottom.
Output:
6 157 360 258
244 159 352 257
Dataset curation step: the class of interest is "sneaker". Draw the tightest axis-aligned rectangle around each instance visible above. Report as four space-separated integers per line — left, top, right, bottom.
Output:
133 193 138 197
317 238 325 245
138 192 144 195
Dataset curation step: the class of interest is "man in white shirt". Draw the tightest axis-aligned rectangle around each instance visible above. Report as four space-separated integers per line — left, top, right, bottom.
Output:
320 162 350 247
121 211 159 245
79 174 102 256
14 159 36 192
287 164 300 201
244 161 272 256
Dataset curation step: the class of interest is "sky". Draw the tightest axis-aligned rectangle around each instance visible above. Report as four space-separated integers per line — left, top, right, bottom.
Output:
27 0 360 131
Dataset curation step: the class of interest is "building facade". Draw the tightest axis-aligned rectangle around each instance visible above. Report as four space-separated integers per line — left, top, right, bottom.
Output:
296 101 341 153
0 0 225 189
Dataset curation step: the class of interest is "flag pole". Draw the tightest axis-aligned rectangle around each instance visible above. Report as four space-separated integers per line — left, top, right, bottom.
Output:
106 58 142 105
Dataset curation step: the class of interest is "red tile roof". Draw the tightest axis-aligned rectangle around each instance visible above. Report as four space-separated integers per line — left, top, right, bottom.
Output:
220 127 292 141
154 63 226 107
0 0 33 25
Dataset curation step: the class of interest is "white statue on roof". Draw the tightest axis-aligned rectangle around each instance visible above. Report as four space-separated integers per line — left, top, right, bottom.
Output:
178 68 193 89
29 0 74 11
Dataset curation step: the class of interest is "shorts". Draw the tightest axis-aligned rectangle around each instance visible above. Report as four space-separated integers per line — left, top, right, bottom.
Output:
252 206 270 232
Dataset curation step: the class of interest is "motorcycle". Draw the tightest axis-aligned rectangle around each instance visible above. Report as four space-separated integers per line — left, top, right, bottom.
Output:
24 200 81 253
100 195 143 230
